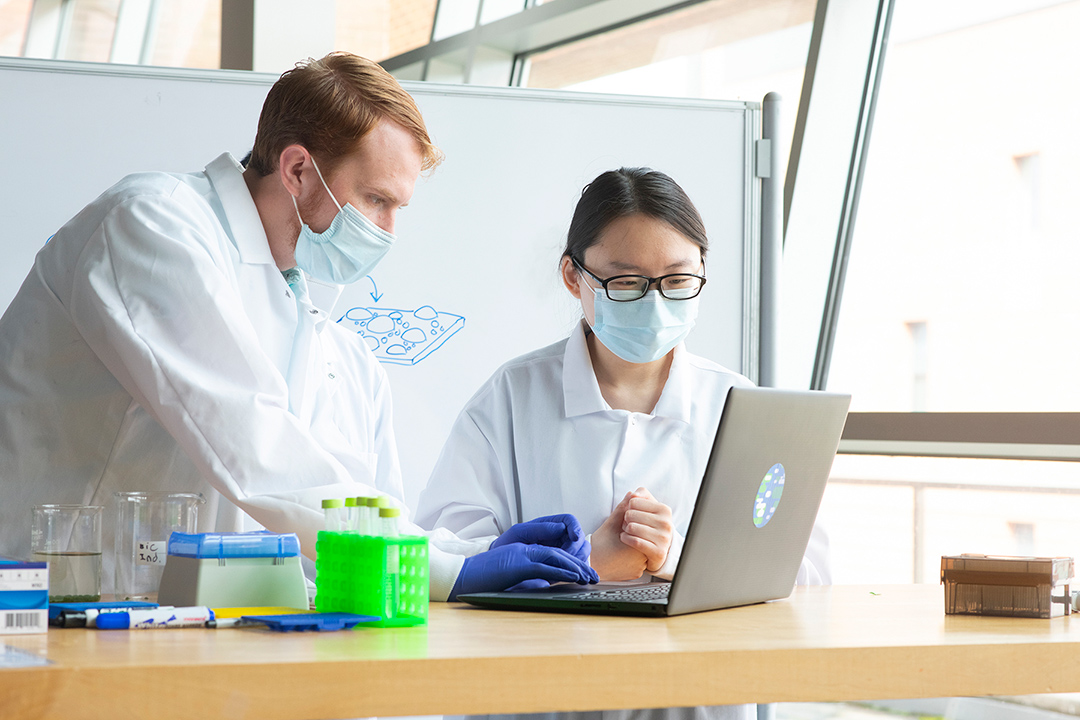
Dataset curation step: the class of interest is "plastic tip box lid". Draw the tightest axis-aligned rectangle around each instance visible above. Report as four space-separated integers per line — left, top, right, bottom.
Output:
167 531 301 559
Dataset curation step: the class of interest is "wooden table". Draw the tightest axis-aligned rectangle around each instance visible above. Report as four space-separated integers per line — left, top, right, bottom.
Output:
2 584 1079 720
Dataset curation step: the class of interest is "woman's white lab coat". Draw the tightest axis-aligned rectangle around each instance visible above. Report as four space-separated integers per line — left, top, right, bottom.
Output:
0 153 470 597
416 321 831 584
416 322 831 720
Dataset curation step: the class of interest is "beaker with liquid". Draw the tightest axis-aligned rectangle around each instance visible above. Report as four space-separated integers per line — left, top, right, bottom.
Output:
31 504 104 602
114 491 204 601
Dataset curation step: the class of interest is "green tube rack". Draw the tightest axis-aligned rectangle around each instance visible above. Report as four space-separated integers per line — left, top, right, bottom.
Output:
315 532 429 627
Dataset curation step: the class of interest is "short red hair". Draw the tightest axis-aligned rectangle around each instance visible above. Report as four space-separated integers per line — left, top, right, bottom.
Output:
248 52 442 176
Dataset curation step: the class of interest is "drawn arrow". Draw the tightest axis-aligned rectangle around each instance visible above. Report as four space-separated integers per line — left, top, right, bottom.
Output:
366 275 383 302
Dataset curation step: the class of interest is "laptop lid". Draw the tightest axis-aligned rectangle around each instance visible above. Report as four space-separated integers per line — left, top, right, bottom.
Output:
665 387 850 615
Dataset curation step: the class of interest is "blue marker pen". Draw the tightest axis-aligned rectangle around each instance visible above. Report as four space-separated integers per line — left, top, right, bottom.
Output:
95 606 214 629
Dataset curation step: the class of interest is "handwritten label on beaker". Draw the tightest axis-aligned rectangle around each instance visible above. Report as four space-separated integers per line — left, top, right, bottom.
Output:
136 541 168 566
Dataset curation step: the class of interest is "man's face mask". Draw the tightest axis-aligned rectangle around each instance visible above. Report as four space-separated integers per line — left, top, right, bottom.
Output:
292 157 395 285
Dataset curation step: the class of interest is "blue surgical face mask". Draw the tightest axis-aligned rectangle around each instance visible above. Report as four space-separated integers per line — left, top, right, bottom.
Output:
589 289 700 364
292 158 396 285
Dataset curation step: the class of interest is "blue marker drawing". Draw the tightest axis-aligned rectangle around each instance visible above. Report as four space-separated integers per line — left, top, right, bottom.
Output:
337 304 464 366
366 275 383 302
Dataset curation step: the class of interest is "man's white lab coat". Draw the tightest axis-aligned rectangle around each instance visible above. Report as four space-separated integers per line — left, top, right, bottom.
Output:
0 153 470 597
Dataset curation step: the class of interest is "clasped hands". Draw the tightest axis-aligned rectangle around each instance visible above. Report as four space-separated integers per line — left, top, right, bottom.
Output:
590 487 674 581
449 490 674 600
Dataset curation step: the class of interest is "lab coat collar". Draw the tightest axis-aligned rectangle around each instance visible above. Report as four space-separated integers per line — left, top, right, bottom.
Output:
563 321 609 418
652 342 692 423
305 275 344 326
561 320 692 424
203 153 276 267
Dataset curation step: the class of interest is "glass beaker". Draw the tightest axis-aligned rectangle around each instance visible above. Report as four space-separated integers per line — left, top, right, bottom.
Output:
114 491 204 601
31 504 104 602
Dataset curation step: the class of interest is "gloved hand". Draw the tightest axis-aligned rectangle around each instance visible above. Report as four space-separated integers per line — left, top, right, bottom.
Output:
489 513 590 562
448 542 599 601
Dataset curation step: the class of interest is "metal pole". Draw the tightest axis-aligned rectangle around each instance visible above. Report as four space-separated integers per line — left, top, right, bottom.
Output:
759 93 782 388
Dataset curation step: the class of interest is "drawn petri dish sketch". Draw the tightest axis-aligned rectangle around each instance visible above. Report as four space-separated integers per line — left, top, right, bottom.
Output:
338 305 465 366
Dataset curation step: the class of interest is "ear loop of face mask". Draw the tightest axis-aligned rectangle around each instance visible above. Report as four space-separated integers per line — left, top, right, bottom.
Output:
291 157 341 224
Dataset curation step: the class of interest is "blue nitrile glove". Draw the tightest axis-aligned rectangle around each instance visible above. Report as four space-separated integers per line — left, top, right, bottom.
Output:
448 542 599 601
489 513 591 563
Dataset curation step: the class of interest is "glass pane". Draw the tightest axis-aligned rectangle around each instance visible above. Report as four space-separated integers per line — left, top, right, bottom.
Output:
828 0 1080 411
479 0 526 26
146 0 219 69
337 0 437 63
0 0 32 57
522 0 815 194
60 0 121 63
823 454 1080 584
432 0 480 41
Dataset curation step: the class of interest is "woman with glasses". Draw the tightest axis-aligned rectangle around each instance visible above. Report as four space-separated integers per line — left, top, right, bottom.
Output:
417 167 830 599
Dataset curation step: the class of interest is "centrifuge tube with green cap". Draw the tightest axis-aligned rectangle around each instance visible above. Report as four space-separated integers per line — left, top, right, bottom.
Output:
379 507 402 619
378 507 401 538
363 497 380 535
352 497 372 535
372 496 391 535
343 497 359 532
321 498 346 532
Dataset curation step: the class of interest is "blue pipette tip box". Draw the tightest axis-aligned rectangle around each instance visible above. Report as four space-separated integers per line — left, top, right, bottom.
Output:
166 531 301 559
158 531 308 609
241 612 379 632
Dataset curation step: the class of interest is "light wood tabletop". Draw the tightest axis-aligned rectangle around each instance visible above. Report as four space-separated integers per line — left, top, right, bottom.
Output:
2 584 1079 720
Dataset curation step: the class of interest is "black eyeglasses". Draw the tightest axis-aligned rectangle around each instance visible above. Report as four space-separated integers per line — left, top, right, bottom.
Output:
573 259 707 302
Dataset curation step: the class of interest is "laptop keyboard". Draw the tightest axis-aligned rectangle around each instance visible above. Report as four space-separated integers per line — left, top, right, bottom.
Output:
561 584 671 602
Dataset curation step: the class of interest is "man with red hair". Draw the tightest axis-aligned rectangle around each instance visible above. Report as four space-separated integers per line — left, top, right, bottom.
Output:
0 53 595 601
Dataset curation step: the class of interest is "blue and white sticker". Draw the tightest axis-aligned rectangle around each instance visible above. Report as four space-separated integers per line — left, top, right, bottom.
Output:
753 463 785 528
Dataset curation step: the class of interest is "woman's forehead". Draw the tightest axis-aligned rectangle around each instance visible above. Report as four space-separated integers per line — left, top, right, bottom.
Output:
586 215 702 270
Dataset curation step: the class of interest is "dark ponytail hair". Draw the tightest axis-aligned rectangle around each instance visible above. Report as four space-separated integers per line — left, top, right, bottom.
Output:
562 167 708 263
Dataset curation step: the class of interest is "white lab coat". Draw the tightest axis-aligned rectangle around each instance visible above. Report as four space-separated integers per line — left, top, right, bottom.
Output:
0 153 473 598
416 322 831 720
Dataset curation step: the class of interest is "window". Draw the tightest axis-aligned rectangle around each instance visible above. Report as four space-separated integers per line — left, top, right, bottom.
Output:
824 455 1080 584
520 0 815 183
0 0 439 70
822 0 1080 587
828 0 1080 413
340 0 438 63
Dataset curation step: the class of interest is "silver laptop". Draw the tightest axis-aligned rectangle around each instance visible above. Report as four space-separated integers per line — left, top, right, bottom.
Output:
458 387 851 617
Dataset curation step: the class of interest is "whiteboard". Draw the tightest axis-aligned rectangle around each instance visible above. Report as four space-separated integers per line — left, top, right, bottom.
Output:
0 58 760 510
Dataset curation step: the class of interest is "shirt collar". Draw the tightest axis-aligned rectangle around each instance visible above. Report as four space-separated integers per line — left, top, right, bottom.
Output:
203 152 276 266
561 320 692 423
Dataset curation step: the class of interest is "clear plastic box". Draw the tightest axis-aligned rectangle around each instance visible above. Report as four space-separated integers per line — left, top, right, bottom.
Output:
941 554 1074 618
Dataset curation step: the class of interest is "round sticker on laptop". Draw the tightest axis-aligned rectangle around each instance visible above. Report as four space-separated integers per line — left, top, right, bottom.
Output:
753 463 785 528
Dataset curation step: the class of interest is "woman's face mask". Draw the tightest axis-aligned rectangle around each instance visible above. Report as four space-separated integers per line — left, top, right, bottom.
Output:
292 157 396 285
589 288 700 364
